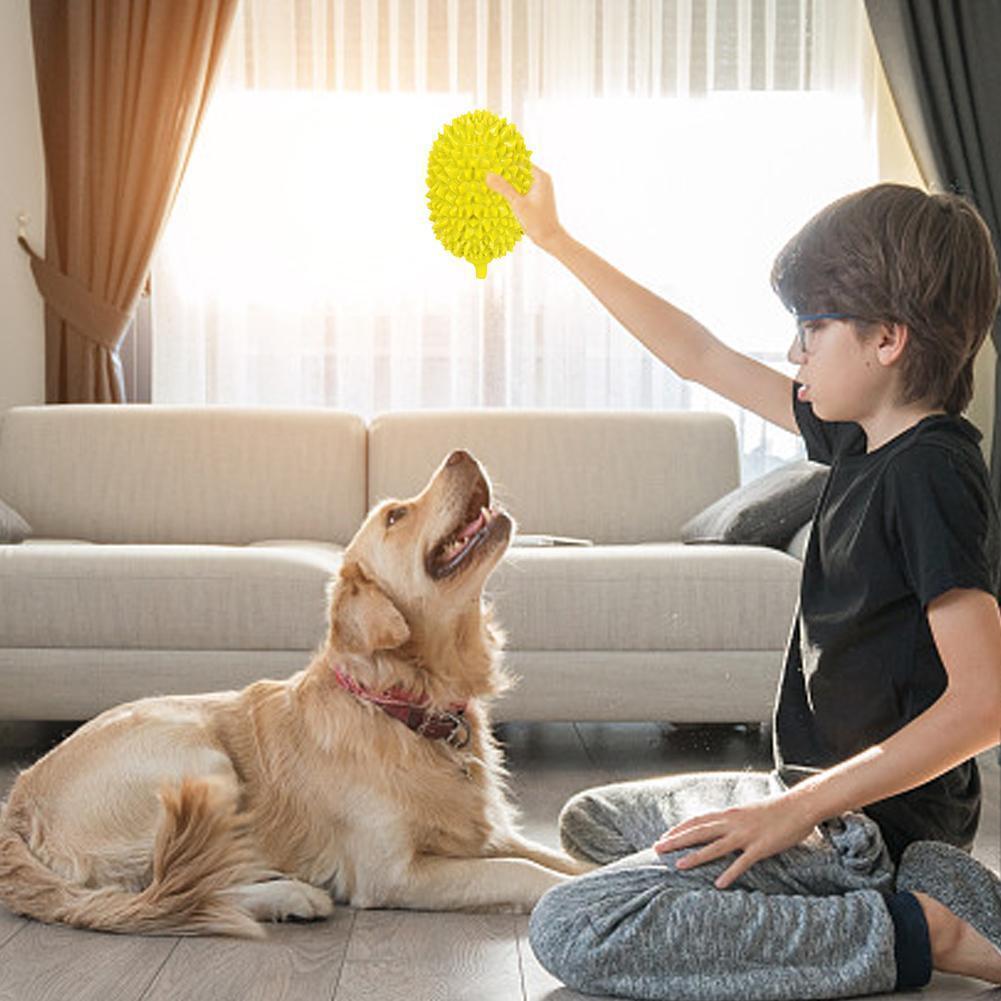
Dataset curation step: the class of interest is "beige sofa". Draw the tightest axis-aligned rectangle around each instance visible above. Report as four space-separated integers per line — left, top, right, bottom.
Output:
0 405 806 723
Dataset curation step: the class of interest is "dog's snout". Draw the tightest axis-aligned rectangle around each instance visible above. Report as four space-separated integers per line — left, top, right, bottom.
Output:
447 449 471 468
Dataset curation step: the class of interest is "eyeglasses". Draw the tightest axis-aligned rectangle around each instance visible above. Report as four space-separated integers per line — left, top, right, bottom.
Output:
794 312 857 354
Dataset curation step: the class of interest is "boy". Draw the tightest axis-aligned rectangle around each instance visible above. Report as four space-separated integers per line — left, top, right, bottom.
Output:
485 167 1001 997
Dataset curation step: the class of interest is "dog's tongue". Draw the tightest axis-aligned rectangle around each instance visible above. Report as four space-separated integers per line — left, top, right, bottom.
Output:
458 509 486 541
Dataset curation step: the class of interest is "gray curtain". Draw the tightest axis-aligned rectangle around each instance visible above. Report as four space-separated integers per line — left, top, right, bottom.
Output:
865 0 1001 510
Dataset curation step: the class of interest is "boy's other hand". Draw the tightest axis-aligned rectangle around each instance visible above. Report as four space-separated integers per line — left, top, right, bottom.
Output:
484 164 565 251
652 794 819 889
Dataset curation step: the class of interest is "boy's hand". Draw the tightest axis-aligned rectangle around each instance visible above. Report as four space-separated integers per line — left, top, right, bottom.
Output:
653 794 819 889
484 164 565 251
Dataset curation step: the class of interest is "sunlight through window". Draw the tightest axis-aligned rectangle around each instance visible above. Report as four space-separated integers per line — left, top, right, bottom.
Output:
162 92 474 310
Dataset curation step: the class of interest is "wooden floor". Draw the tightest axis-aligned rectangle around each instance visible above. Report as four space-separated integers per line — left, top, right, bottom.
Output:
0 720 998 1001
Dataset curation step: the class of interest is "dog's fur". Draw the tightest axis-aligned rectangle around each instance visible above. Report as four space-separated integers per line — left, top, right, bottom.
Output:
0 450 590 937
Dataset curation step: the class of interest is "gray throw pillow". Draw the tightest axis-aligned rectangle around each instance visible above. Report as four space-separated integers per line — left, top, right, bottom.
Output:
680 460 828 549
0 497 32 544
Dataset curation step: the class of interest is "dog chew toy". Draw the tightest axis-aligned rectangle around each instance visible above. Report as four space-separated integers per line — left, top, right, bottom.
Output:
426 109 533 279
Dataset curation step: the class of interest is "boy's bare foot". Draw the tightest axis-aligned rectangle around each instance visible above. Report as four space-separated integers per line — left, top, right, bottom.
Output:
914 890 1001 984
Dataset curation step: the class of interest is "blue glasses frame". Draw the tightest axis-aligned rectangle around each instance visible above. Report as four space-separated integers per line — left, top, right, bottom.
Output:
794 312 856 354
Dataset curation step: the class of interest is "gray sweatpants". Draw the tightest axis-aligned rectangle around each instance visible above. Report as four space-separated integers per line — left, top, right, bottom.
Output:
528 771 902 1001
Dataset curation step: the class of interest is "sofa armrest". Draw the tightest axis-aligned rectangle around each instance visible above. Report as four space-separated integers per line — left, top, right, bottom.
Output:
785 521 812 561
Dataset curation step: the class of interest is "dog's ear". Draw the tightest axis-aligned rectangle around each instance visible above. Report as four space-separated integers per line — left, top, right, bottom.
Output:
328 563 410 655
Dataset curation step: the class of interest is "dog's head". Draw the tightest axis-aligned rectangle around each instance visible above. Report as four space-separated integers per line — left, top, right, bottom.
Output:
326 450 513 671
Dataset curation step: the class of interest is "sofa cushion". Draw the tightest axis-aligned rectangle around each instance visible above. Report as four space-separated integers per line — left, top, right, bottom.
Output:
679 460 827 549
0 498 31 543
4 540 801 656
489 543 801 651
0 541 344 650
0 406 368 545
368 410 740 544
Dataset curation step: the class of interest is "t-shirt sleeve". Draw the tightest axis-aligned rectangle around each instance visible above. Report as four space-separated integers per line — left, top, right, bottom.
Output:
886 444 1000 608
791 380 867 465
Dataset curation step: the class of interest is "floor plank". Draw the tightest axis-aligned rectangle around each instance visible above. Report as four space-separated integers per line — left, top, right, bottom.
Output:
334 911 522 1001
500 723 610 851
0 921 177 1001
575 721 773 782
0 907 25 951
141 914 354 1001
896 973 1001 999
975 748 1000 871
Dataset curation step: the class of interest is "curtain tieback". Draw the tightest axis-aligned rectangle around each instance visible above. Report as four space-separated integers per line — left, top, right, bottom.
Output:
18 237 132 352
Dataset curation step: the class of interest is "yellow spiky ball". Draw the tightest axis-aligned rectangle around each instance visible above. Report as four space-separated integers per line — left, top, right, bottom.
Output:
426 109 533 279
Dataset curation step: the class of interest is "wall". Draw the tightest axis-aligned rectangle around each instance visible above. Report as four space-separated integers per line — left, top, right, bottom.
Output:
0 0 45 412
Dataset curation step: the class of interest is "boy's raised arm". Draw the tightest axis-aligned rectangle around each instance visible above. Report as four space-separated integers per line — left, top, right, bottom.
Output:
486 165 799 436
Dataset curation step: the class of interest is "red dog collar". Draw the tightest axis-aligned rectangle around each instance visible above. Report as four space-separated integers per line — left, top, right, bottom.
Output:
332 666 470 748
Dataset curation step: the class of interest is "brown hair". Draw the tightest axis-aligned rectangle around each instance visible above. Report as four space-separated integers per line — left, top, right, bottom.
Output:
771 183 1000 414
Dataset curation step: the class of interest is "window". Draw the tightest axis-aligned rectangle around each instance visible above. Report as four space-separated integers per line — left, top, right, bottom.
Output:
153 0 883 479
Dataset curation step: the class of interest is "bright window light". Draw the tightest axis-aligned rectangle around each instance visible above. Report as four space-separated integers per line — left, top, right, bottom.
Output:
161 91 475 311
522 92 877 359
164 88 875 346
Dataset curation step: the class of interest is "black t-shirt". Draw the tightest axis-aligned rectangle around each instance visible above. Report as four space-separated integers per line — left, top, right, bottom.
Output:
774 381 1001 862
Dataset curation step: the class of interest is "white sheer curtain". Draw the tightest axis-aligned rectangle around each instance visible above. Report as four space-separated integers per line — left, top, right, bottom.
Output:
153 0 881 479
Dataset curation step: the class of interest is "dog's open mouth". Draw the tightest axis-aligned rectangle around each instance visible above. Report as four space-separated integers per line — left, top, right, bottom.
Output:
426 478 508 580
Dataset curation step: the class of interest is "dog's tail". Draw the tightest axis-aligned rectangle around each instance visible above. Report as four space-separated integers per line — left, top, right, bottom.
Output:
0 778 265 938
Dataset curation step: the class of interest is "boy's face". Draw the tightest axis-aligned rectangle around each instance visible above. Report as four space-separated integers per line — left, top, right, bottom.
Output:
787 317 902 424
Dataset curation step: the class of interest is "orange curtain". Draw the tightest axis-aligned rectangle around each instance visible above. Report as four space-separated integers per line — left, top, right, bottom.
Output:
22 0 239 403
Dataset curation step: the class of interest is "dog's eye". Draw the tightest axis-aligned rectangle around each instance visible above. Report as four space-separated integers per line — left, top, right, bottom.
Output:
385 506 408 528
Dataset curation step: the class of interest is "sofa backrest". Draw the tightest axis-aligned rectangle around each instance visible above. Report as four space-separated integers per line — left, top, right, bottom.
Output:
368 410 740 543
0 406 367 544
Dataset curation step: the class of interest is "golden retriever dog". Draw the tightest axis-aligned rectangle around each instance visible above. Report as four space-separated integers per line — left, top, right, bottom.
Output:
0 449 590 937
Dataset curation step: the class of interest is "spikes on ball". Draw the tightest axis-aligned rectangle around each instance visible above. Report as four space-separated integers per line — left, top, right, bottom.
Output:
426 109 533 279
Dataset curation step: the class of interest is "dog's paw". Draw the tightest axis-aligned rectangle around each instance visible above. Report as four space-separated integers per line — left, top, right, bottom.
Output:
226 879 334 923
278 881 335 922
